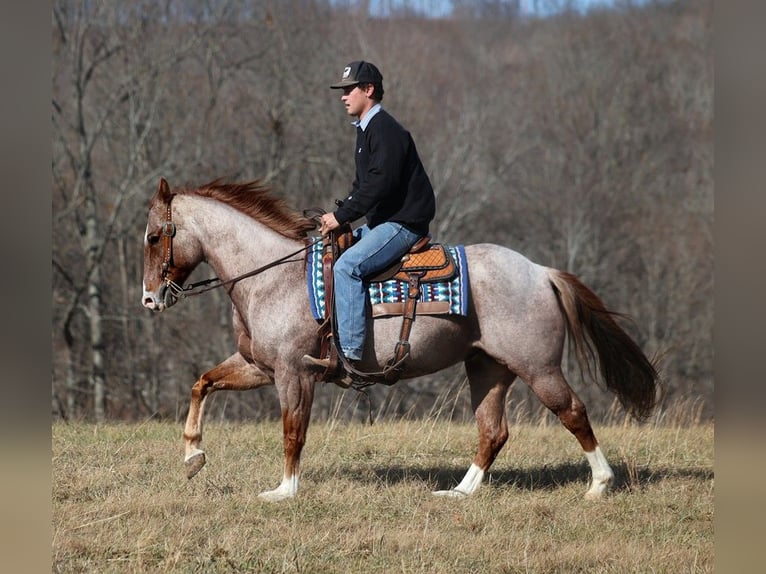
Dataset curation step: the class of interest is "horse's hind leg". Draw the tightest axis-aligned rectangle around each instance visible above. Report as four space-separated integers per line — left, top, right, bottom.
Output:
183 353 272 479
527 368 614 499
433 352 514 497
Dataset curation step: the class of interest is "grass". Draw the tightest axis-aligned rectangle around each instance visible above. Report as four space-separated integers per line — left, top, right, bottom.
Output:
52 419 713 573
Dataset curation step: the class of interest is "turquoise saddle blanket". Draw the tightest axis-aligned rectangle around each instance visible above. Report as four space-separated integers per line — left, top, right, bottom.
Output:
306 240 469 321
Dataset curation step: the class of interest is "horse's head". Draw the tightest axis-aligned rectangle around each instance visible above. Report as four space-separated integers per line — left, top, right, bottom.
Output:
142 178 202 311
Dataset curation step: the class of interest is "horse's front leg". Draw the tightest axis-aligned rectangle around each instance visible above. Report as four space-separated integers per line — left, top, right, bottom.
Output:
258 371 316 502
183 353 273 479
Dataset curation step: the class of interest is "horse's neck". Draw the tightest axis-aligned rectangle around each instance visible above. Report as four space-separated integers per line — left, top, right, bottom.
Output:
179 195 304 285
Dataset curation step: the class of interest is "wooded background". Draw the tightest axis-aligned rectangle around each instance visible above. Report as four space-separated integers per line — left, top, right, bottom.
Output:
51 0 712 424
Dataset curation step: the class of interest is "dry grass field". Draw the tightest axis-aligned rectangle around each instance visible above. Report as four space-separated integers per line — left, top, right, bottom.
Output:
52 419 713 573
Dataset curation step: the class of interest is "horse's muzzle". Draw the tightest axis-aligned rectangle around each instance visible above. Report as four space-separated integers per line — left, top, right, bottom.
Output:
142 283 177 312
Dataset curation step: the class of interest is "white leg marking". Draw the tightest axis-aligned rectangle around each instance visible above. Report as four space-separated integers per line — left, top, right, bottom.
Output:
258 473 299 502
584 446 614 499
432 463 485 497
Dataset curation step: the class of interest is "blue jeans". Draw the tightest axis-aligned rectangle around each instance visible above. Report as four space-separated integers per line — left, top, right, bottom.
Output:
334 222 423 361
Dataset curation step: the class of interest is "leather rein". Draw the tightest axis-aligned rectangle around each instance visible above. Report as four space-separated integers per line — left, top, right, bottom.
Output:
159 195 320 301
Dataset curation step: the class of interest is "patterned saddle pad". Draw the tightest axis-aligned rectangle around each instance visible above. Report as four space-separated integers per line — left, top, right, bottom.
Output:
306 240 469 321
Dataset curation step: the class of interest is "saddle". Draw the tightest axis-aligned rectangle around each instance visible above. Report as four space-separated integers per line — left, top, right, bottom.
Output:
316 222 458 387
368 237 457 283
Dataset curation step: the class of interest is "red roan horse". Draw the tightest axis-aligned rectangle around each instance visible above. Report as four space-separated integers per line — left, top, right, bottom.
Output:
142 178 658 501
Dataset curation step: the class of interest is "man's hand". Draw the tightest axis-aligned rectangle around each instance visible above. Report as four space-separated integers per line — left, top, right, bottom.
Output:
319 212 340 236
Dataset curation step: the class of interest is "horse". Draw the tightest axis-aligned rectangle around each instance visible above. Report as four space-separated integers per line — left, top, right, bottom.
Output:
141 177 658 501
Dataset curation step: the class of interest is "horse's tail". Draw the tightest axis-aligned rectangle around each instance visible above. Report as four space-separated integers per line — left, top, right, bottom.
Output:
548 269 659 421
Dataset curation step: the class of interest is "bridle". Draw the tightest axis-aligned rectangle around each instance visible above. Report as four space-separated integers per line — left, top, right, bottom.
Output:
157 195 320 302
160 197 176 281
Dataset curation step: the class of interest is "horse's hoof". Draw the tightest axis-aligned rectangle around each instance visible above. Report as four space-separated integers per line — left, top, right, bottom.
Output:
583 490 604 500
431 489 468 498
185 451 206 479
258 489 293 502
584 480 611 500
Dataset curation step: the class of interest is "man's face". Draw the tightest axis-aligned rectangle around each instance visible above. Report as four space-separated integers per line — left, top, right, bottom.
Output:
340 84 373 118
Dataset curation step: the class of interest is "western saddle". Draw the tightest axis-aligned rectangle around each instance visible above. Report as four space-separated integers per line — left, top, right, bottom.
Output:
314 221 458 387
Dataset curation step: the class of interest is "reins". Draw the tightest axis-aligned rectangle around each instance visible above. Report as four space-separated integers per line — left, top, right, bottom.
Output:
164 240 320 301
160 194 321 301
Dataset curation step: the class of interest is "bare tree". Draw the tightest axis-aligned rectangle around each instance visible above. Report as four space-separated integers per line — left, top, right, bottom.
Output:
52 0 216 420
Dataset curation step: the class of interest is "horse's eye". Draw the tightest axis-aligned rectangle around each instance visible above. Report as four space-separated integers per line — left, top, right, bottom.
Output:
147 234 161 245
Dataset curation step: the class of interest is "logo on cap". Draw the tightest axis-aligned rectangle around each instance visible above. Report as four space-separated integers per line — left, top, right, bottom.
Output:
342 66 352 79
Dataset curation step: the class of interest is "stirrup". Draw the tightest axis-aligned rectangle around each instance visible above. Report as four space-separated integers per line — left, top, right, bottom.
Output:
301 354 354 389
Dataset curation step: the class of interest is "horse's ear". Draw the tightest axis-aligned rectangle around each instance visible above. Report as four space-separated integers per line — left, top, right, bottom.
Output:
157 177 171 201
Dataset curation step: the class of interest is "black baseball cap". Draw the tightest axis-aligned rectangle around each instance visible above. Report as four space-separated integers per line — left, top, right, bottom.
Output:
330 61 383 89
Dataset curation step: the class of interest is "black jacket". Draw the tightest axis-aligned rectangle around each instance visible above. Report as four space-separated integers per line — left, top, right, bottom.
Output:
334 109 435 236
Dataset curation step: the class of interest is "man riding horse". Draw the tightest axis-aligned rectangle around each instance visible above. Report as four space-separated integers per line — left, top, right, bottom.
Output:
302 60 436 372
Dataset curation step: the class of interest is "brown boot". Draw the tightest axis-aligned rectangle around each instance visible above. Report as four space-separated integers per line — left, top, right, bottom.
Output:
333 374 353 389
301 354 332 369
302 354 356 389
333 359 361 389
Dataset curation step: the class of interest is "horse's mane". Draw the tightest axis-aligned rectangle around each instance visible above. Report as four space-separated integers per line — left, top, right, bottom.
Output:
176 180 316 240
